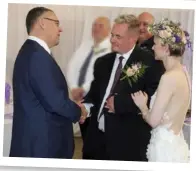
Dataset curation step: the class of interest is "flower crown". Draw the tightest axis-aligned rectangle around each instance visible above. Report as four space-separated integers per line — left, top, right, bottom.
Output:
148 18 192 50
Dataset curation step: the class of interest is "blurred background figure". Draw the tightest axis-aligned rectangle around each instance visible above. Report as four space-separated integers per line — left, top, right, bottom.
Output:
137 12 155 53
66 16 111 141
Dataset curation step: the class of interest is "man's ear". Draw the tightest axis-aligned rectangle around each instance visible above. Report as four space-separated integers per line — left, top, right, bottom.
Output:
38 18 46 30
129 31 139 43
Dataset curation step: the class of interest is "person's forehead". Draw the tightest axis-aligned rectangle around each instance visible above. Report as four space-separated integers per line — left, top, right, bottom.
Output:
112 23 128 33
139 14 152 23
93 20 104 26
114 23 128 28
94 18 109 25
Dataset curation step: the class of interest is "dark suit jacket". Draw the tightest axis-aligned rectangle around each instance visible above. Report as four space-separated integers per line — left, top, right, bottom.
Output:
9 39 81 158
83 45 165 161
138 36 154 55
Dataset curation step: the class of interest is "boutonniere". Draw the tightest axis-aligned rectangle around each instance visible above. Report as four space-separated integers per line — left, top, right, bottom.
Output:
120 62 148 87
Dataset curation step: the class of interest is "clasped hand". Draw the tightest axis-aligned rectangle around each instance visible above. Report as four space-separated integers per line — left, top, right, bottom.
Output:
105 96 115 113
75 99 88 124
71 88 84 101
131 90 148 111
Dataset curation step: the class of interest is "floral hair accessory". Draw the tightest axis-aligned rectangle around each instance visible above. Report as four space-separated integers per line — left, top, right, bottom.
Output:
148 18 192 50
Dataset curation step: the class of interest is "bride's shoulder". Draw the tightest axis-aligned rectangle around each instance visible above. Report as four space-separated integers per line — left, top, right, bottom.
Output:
161 71 176 82
161 70 184 81
159 72 177 88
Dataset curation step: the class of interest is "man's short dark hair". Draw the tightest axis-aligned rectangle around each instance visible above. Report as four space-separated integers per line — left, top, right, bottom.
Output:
26 7 52 34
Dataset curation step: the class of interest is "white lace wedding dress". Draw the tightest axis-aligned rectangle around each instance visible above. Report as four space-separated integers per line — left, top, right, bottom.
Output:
146 68 190 162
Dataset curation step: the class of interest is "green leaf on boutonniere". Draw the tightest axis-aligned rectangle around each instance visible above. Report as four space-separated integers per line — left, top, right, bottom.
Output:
127 78 132 87
120 62 149 87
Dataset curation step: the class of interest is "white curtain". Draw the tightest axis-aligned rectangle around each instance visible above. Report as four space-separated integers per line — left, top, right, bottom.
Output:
6 3 194 80
6 4 194 135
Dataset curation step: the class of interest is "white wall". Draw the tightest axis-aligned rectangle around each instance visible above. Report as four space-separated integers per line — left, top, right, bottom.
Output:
6 3 194 82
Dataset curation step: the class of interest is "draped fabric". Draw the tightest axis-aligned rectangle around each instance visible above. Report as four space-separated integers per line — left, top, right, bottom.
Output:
6 3 194 134
6 4 194 80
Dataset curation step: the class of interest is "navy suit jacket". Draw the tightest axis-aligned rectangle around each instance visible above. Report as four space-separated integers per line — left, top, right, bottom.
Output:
9 39 81 158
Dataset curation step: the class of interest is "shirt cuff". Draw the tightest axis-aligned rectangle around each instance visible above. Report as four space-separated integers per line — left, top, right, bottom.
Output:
83 103 94 117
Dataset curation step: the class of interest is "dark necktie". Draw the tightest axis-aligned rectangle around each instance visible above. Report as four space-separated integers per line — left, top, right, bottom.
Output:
78 48 94 87
109 56 124 96
98 56 124 119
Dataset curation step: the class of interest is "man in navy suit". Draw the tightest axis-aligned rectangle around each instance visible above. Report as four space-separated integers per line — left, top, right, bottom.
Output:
9 7 81 159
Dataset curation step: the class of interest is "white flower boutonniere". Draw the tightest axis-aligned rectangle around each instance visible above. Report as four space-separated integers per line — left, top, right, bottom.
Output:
120 62 148 87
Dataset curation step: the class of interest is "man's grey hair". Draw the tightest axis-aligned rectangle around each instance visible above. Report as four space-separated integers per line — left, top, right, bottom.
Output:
114 14 140 32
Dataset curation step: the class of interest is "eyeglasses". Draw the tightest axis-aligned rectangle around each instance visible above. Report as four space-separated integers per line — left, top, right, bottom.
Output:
44 17 60 26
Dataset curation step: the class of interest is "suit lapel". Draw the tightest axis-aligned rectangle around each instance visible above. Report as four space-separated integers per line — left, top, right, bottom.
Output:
113 46 141 92
105 53 116 75
28 39 66 83
99 53 116 99
124 45 141 67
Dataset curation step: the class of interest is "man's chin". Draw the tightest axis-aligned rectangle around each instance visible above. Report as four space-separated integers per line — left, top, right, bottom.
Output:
154 55 161 61
111 47 119 52
138 36 146 42
54 41 60 46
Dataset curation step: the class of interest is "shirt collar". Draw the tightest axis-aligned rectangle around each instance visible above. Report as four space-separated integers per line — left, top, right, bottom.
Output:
28 36 51 54
93 37 111 51
116 44 136 61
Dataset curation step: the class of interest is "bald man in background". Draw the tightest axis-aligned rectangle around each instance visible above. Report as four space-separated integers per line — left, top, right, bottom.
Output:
137 12 155 53
66 16 111 143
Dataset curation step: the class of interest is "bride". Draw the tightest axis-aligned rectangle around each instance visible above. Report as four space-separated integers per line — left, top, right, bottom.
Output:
131 18 191 162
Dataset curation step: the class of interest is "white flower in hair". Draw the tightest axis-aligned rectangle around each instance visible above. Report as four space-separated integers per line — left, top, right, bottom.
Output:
172 37 176 43
159 30 171 38
147 18 192 50
165 26 172 33
182 33 187 44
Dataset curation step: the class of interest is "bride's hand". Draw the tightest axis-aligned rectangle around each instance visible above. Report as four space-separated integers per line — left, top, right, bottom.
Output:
131 91 148 109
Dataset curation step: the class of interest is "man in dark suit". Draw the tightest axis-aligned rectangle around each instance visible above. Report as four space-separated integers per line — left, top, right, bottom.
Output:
9 7 81 158
80 14 165 161
137 12 155 54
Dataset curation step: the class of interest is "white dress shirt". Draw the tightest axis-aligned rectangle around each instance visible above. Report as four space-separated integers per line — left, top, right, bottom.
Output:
98 46 135 131
66 37 111 95
28 36 51 54
84 45 135 132
67 37 111 135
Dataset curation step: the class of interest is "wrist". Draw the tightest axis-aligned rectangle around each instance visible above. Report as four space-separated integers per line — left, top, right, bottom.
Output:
140 105 149 115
